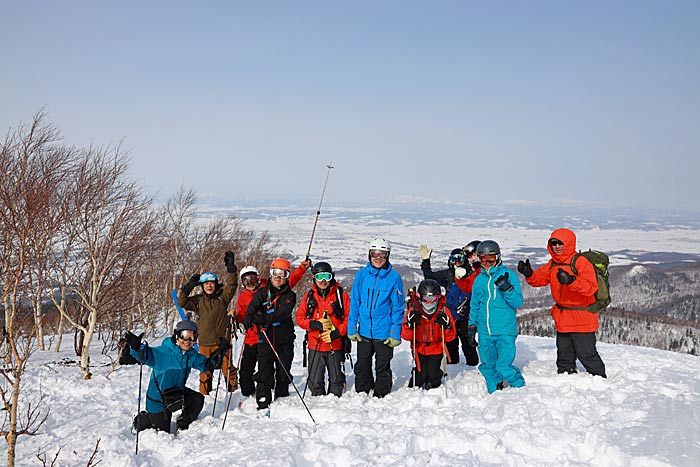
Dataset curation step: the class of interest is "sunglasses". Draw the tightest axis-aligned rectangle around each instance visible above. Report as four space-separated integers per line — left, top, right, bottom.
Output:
270 268 290 279
178 331 198 342
314 272 333 281
479 254 498 264
370 250 388 259
549 239 564 247
449 253 466 263
241 274 259 287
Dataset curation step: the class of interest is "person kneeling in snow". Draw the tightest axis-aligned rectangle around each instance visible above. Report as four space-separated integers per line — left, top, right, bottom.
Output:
124 320 229 433
401 279 456 390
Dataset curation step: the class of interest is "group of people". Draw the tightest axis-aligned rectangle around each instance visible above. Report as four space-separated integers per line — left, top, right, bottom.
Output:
123 227 606 434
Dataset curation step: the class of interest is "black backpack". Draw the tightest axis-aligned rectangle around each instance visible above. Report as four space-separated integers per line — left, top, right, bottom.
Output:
551 250 611 313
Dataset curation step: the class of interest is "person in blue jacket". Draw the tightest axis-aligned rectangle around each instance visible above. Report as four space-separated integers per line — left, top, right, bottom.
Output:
124 320 228 433
467 240 525 394
347 237 405 397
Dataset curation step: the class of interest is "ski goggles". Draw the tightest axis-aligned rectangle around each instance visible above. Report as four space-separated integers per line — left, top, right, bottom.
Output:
449 253 466 263
549 238 564 247
199 272 217 283
419 294 440 306
177 330 198 342
241 274 259 287
479 254 498 265
369 250 388 259
314 272 333 282
270 268 290 279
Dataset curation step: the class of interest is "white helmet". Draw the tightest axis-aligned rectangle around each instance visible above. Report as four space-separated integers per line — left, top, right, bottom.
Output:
369 237 391 252
239 265 260 279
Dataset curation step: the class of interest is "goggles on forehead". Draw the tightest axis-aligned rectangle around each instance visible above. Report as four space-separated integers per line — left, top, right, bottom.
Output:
370 250 388 259
241 274 259 286
199 272 217 283
314 272 333 282
177 330 198 342
449 253 466 263
479 254 498 264
270 268 290 279
549 238 564 247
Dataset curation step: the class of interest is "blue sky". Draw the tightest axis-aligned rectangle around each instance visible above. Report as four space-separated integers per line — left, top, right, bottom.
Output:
2 1 699 210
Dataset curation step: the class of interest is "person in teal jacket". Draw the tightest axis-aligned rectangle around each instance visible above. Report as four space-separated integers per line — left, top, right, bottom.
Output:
347 237 405 397
467 240 525 394
124 320 227 433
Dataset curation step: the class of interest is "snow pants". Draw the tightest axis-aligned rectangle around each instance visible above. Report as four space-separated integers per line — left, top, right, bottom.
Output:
255 340 294 409
307 348 345 397
446 319 479 366
198 343 237 395
408 353 444 389
556 331 606 378
477 334 525 394
134 387 204 433
239 343 258 397
354 338 394 397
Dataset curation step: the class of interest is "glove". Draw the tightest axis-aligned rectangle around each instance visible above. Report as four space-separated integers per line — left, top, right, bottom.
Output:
557 268 576 285
495 272 514 292
253 313 268 326
123 331 143 350
383 337 401 348
467 326 478 347
455 266 467 280
300 259 312 270
348 333 362 342
182 274 201 294
209 337 231 369
224 251 237 273
309 320 324 331
418 244 432 261
436 311 450 328
406 310 421 326
320 329 339 343
319 316 332 331
517 259 533 278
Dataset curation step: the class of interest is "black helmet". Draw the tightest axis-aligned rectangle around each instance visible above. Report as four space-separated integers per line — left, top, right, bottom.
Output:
417 279 442 314
312 261 333 275
449 248 466 266
175 320 198 333
477 240 500 256
463 240 481 256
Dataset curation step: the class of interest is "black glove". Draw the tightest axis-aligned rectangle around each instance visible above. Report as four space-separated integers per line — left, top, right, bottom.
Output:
182 274 201 295
467 326 478 347
253 313 268 327
557 268 576 285
406 310 421 326
242 314 253 330
436 311 450 328
495 272 514 292
207 338 231 371
224 251 237 273
123 331 143 350
309 320 324 331
517 259 533 278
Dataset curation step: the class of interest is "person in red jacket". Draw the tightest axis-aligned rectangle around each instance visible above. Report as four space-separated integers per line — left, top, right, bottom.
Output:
296 261 350 397
231 259 310 398
401 279 456 390
517 228 606 378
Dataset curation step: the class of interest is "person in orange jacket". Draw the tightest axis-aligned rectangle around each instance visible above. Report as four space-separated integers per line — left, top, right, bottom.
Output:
401 279 456 390
296 261 350 397
517 228 606 378
231 259 310 398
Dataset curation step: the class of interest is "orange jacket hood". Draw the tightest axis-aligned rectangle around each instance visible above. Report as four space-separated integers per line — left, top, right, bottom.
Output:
548 228 577 263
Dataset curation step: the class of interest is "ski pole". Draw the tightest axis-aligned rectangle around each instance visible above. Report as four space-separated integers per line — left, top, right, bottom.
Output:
135 344 145 455
222 336 245 430
302 336 322 399
305 162 334 260
212 318 235 418
260 328 316 424
441 325 448 396
412 322 417 388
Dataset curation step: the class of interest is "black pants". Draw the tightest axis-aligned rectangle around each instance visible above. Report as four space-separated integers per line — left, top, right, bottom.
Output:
134 387 204 433
255 340 294 409
354 338 394 397
307 348 345 397
408 354 444 389
556 331 606 377
446 320 479 366
239 343 258 397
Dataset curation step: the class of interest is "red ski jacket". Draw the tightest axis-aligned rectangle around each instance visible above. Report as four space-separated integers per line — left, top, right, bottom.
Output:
296 281 350 352
401 298 456 357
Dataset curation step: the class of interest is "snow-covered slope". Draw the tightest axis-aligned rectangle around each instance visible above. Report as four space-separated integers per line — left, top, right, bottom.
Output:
19 331 700 466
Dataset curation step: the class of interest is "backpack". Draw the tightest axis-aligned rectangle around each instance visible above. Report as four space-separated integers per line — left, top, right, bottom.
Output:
551 250 611 313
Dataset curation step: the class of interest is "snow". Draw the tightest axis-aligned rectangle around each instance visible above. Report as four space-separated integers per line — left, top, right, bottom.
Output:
16 330 700 466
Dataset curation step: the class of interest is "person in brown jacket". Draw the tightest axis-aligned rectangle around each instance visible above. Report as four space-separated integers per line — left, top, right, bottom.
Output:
178 251 238 395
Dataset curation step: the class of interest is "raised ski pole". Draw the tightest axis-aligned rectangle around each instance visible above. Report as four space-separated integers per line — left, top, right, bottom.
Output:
260 328 316 424
305 162 334 260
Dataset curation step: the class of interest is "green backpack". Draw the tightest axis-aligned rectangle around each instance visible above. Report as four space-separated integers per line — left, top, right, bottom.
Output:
550 250 611 313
